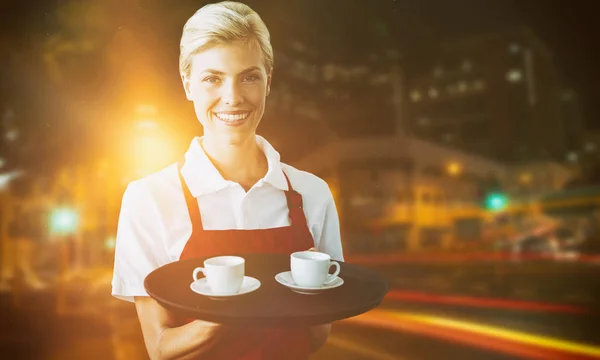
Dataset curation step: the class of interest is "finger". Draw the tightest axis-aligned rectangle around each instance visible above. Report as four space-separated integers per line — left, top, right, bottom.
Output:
308 247 318 252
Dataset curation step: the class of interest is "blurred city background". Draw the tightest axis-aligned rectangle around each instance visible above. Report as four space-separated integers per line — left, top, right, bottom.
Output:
1 0 600 359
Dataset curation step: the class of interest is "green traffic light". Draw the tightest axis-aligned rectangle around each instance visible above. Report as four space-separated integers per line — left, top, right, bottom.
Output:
50 208 79 235
486 193 508 211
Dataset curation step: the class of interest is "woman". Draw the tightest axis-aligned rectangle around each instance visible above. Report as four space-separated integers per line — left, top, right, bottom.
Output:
111 2 344 359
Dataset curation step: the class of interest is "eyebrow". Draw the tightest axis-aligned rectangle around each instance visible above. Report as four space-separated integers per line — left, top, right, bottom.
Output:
201 66 262 75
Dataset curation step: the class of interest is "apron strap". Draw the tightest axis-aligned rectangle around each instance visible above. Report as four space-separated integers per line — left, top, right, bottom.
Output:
282 170 308 229
177 159 204 232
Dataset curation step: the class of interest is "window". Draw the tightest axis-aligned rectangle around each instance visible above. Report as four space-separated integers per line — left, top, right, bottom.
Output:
519 173 532 185
473 79 486 91
428 87 439 99
506 69 523 83
5 128 18 141
585 142 596 153
410 90 422 102
461 59 472 72
417 117 430 126
446 84 457 95
443 132 454 143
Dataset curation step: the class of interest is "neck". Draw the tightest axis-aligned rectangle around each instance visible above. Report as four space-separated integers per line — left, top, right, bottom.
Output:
201 135 268 189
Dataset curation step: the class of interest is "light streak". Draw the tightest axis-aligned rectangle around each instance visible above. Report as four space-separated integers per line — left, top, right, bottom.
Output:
385 290 588 314
342 309 600 359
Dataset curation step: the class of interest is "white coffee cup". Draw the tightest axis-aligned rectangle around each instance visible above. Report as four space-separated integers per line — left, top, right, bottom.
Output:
192 256 245 295
290 251 340 288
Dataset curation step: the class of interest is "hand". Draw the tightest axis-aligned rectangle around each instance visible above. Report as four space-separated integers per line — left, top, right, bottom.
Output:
308 247 318 252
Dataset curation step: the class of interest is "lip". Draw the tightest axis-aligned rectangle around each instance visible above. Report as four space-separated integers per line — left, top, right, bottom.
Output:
213 110 252 115
212 111 252 127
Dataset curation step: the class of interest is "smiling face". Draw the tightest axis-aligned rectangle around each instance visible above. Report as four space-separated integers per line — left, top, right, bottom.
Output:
181 40 272 146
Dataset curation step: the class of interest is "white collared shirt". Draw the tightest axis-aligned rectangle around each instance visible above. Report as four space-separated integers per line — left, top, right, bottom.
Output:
111 135 344 302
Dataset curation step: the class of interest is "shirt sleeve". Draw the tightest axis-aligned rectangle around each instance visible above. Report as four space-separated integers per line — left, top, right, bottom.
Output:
111 181 170 303
313 189 345 262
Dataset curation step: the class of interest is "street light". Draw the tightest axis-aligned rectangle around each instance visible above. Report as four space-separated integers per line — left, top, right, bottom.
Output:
447 162 462 176
104 236 116 250
50 208 79 235
519 172 532 185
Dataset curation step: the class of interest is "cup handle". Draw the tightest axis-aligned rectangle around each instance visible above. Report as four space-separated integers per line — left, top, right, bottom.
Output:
324 261 340 285
192 267 205 281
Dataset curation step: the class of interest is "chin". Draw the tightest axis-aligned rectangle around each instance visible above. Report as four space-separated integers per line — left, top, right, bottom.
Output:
217 130 256 146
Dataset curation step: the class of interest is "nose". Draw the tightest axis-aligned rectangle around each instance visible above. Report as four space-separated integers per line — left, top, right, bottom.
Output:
221 79 244 106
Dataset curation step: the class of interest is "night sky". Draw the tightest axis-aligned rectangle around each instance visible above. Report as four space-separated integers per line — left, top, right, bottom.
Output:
1 0 598 128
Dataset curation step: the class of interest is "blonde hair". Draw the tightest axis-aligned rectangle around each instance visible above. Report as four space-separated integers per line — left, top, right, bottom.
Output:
179 1 274 78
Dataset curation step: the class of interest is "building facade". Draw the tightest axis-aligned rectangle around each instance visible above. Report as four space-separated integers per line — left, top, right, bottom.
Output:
295 135 509 254
294 135 573 255
406 27 570 163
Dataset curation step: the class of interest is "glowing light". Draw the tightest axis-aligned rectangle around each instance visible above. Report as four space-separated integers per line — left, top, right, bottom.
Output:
506 69 523 83
5 129 18 141
50 208 79 235
131 133 175 177
519 173 532 185
104 236 116 250
384 290 586 314
486 193 508 211
410 90 421 102
136 104 157 115
447 162 462 176
398 312 600 358
344 309 600 359
136 120 159 130
428 87 439 99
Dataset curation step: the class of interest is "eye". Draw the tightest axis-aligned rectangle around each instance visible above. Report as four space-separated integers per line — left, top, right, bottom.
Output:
203 75 221 84
242 74 259 83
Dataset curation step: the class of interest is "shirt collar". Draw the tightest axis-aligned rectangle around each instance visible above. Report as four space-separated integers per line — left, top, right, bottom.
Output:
180 135 288 197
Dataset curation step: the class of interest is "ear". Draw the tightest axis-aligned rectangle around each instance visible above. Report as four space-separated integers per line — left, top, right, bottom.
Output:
266 70 272 96
181 74 193 101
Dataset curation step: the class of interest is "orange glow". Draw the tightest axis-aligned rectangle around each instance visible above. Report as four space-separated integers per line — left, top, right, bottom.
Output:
447 162 462 176
344 309 600 359
520 172 533 184
384 290 587 314
130 134 176 177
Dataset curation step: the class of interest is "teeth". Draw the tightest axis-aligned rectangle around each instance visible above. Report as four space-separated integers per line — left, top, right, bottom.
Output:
215 112 249 122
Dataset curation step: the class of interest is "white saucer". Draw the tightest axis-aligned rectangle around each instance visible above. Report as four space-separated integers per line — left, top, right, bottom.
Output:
190 276 260 300
275 271 344 295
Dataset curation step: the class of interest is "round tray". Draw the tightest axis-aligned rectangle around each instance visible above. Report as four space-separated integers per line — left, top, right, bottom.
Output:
144 253 389 326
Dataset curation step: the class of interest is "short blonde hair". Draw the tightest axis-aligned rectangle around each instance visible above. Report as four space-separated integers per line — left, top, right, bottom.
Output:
179 1 274 78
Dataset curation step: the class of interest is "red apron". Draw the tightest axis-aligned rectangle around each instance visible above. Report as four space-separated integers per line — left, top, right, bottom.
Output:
177 161 313 359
